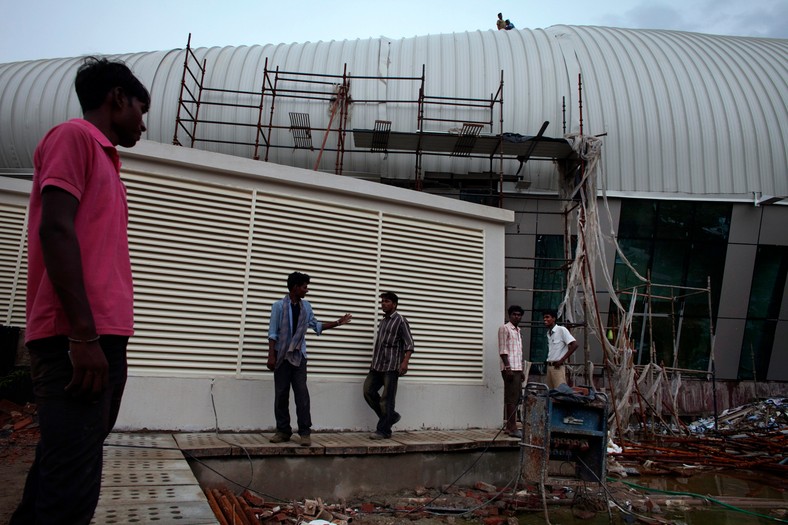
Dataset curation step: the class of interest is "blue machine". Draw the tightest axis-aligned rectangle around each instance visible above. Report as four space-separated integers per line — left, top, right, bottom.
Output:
521 382 608 483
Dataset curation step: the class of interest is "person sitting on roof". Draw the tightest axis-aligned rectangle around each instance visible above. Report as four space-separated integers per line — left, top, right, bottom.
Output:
497 13 506 30
505 19 515 30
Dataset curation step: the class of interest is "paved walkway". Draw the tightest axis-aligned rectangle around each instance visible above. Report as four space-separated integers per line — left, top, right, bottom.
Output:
93 429 519 524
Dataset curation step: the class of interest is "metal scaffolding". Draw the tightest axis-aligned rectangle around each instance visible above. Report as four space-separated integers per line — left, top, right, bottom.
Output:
171 35 573 207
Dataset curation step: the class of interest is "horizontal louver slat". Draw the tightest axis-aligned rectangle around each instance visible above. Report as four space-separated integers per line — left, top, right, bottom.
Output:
2 171 488 384
0 204 27 326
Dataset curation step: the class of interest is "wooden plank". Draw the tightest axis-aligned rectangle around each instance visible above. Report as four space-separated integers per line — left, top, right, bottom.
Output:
312 432 374 455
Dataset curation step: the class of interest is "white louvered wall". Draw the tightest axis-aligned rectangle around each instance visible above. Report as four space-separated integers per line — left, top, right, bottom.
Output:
124 171 254 374
0 202 27 327
4 170 487 382
379 216 485 381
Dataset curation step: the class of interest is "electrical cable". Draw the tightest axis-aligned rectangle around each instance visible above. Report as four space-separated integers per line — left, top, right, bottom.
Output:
610 478 788 524
575 456 669 524
455 435 528 518
107 389 534 520
106 441 287 502
106 420 523 517
389 419 522 517
209 378 255 489
183 451 289 503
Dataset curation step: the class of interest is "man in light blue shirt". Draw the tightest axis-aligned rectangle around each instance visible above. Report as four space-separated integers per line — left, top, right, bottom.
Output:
267 272 351 446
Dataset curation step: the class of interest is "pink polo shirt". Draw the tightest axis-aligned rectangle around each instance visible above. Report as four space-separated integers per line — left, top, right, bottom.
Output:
25 119 134 343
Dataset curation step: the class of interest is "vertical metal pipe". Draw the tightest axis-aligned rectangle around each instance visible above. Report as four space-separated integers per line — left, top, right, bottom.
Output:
189 57 207 148
172 33 191 146
252 57 268 160
707 275 719 431
264 64 279 162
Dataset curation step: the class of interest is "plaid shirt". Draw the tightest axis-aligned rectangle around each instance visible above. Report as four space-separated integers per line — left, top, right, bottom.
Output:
370 310 414 372
498 321 523 371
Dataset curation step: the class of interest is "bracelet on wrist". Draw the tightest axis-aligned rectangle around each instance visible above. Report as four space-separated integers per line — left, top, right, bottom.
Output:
68 335 100 344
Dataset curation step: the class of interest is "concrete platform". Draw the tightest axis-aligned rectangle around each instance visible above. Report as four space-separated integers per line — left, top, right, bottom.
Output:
92 428 519 523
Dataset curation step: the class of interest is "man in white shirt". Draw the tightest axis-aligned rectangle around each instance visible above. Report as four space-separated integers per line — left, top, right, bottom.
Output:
543 309 578 389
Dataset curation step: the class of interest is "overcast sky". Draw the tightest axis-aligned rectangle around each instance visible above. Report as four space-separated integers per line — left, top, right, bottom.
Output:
1 0 786 64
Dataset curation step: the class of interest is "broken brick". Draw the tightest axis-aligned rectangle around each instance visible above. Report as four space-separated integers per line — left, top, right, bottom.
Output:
13 417 33 431
475 481 497 493
241 489 264 507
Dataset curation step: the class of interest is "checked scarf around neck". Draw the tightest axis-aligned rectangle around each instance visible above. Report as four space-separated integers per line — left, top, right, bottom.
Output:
276 295 309 369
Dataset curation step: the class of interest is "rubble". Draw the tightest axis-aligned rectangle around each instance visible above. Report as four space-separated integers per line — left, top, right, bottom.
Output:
687 397 787 434
203 482 616 524
0 399 37 435
205 478 788 524
610 398 788 477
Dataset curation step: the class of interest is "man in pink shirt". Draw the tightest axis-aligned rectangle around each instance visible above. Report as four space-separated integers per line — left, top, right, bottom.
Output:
12 57 149 525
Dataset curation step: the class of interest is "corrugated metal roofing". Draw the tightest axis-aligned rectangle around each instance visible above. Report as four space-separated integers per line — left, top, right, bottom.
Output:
0 26 786 199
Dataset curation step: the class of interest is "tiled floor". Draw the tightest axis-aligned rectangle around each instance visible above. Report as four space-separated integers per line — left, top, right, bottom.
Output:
92 428 518 524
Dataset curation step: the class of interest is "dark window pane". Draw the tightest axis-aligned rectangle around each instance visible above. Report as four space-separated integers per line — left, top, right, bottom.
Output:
618 200 656 239
629 315 647 364
737 246 787 379
614 239 651 292
692 203 732 241
676 318 711 370
530 235 573 362
738 320 777 380
747 246 788 320
655 202 693 240
652 240 688 289
684 242 728 318
630 315 673 366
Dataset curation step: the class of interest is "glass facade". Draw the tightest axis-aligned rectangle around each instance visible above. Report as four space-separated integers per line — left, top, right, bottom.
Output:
737 245 788 380
611 200 732 370
529 234 573 362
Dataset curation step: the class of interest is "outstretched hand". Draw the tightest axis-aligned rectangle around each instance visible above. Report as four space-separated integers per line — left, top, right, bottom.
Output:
65 341 109 399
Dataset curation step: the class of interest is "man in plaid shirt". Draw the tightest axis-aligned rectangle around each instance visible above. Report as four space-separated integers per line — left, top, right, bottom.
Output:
498 305 525 438
364 291 414 439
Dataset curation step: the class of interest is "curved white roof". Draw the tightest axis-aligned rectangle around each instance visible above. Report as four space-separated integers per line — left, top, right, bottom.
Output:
1 26 786 199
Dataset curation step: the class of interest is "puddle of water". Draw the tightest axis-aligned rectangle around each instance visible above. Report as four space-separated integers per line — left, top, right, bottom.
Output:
515 470 786 525
632 470 786 499
516 508 783 524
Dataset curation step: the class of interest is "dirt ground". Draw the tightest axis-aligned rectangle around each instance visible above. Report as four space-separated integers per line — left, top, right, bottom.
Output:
2 409 785 525
0 425 37 523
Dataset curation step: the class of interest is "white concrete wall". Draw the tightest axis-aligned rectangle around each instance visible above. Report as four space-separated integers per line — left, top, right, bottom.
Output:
113 141 512 431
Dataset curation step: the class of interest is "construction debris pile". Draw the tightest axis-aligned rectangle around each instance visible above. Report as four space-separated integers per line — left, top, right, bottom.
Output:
0 399 36 437
205 488 353 525
611 398 788 477
688 397 787 433
616 432 787 475
202 482 610 525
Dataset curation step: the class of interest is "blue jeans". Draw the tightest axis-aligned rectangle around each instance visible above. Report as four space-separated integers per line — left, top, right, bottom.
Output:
11 335 128 525
363 369 400 437
273 360 311 437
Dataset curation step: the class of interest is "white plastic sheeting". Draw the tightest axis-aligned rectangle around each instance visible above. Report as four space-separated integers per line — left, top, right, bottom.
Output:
0 26 786 198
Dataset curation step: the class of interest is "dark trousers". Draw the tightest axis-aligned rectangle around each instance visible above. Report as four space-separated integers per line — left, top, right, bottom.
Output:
363 369 400 437
501 370 524 432
11 336 128 525
273 360 311 437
